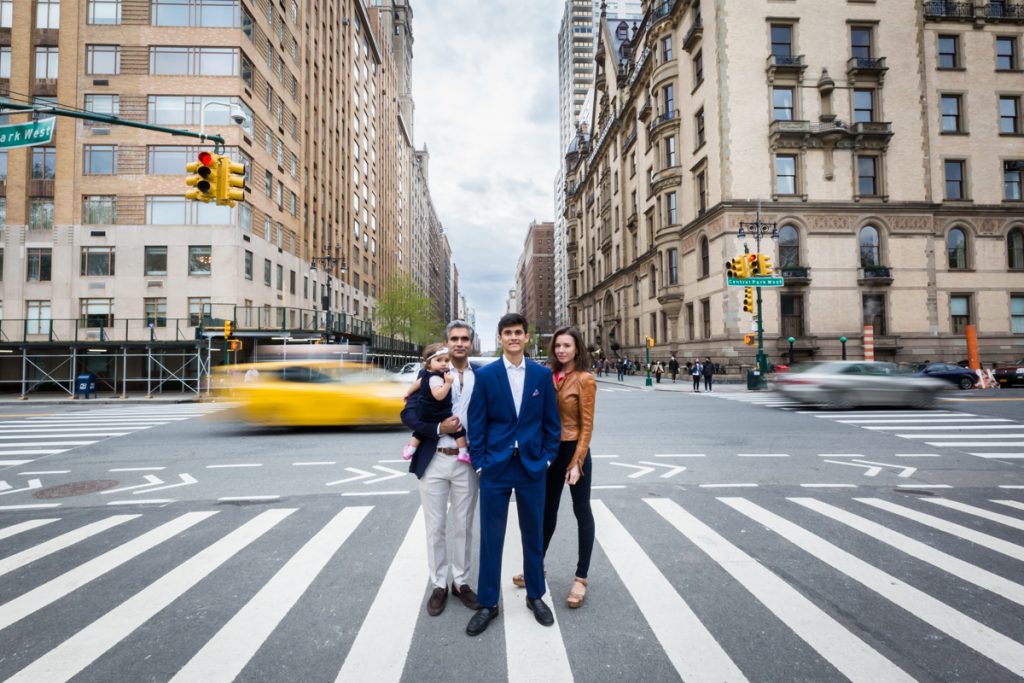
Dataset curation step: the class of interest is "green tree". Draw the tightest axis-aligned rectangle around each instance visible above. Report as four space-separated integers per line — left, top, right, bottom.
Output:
374 273 444 345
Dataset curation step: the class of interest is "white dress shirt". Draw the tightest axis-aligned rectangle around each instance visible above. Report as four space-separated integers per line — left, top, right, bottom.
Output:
437 362 475 449
503 355 526 417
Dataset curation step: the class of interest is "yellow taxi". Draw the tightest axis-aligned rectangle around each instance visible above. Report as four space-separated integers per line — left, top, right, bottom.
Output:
213 360 408 427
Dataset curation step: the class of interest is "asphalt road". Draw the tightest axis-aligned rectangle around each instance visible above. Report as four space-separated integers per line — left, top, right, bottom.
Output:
0 387 1022 682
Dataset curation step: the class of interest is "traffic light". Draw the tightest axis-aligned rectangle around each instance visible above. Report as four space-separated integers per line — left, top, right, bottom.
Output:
216 156 246 207
227 339 242 352
726 255 751 279
186 151 217 202
647 337 655 348
224 320 233 338
753 253 773 276
742 287 755 313
743 334 754 345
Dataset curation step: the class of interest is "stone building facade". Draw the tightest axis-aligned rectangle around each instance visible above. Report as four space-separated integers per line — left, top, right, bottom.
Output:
564 0 1024 369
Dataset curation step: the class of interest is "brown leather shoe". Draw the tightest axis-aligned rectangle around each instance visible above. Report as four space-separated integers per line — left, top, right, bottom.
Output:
426 586 448 616
452 583 479 610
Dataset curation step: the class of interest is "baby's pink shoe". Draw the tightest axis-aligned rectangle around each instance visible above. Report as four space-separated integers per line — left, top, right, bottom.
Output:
402 444 416 460
457 450 471 464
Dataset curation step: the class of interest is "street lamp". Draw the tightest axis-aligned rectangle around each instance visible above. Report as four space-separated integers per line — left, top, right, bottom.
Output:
839 336 848 360
737 202 779 382
787 336 795 366
199 100 248 146
310 248 347 339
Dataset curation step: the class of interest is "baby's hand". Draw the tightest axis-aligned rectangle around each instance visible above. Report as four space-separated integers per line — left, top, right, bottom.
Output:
444 373 454 384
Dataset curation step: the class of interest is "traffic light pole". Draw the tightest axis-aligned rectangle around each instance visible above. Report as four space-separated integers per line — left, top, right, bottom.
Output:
645 342 652 387
745 243 768 377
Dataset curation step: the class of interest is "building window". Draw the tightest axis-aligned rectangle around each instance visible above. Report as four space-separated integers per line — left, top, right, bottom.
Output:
35 47 59 79
662 84 674 115
1000 96 1021 134
146 95 252 134
1012 295 1024 334
649 264 658 297
36 0 60 28
264 259 272 286
26 301 52 335
81 298 114 328
83 145 117 175
188 297 211 326
29 199 54 230
149 46 238 76
859 225 881 267
996 37 1018 71
145 196 233 224
84 94 119 122
944 159 966 199
701 299 711 339
86 45 120 74
696 170 707 215
775 155 797 195
771 24 793 58
850 26 872 60
239 203 251 231
699 237 709 278
88 0 121 24
862 294 887 335
0 46 9 78
667 248 679 285
950 294 971 334
145 297 167 327
27 248 52 281
780 294 804 338
633 276 640 305
1006 161 1024 200
151 0 240 27
938 34 959 69
685 302 695 340
940 94 963 133
693 49 703 85
243 249 253 280
664 136 677 167
779 224 800 268
947 227 968 270
695 107 705 148
276 264 284 291
772 87 794 121
662 35 673 62
853 89 875 123
857 155 879 196
666 192 677 225
1008 228 1024 270
32 146 56 179
144 246 167 275
81 246 115 276
82 195 116 224
0 0 11 27
289 269 296 294
188 245 212 275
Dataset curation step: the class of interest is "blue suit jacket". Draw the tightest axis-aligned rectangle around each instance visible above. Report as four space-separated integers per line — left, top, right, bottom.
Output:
401 362 480 479
467 357 561 477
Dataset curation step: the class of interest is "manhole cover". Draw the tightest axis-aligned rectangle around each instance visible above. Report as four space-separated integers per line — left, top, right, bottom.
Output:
34 480 119 499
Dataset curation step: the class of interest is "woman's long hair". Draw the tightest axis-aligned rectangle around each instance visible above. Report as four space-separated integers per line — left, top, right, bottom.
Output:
548 326 592 374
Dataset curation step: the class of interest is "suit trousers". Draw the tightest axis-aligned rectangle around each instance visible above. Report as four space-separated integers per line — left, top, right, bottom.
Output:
476 456 547 608
418 451 479 589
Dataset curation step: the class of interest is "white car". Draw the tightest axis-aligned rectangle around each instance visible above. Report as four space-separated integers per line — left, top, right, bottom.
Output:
395 362 420 383
774 361 949 409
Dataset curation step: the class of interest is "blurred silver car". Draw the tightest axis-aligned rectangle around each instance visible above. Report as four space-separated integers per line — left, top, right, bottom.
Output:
395 362 421 383
774 361 949 409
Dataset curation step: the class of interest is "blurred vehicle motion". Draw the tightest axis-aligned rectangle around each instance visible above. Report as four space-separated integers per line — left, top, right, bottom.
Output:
774 361 949 409
214 359 407 427
395 362 420 383
913 362 978 390
994 358 1024 388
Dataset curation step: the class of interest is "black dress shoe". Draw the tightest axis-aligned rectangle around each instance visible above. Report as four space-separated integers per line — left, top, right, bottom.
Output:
426 586 448 617
526 597 554 626
466 606 499 636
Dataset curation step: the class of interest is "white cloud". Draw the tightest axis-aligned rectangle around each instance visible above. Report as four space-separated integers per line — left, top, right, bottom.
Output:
412 0 561 349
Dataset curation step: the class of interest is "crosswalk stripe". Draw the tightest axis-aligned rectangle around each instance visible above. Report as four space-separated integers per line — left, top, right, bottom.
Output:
501 503 573 683
864 425 1024 431
897 434 1024 439
173 506 371 683
336 508 427 683
646 498 912 682
967 453 1024 459
791 498 1024 606
0 515 139 579
0 460 33 466
592 500 746 682
835 418 1010 424
0 449 70 456
721 497 1024 676
993 500 1024 513
0 434 124 440
856 498 1024 562
0 428 141 434
0 518 59 541
0 442 96 448
7 509 293 683
926 441 1024 447
0 511 217 632
925 499 1024 531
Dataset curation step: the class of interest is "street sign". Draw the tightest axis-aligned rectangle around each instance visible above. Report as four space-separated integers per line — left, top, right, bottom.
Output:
0 117 56 149
728 277 785 287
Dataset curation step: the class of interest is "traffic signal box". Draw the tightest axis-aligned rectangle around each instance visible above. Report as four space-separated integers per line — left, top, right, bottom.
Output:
185 151 216 203
725 255 750 279
216 156 246 207
753 253 773 276
742 287 755 313
224 320 233 338
646 336 655 348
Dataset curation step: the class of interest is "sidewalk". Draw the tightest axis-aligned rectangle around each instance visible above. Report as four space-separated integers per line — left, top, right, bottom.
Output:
0 392 206 405
593 372 756 393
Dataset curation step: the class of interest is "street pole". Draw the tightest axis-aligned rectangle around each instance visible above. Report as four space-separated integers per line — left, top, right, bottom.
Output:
738 203 778 386
840 336 848 360
788 336 795 366
645 341 652 387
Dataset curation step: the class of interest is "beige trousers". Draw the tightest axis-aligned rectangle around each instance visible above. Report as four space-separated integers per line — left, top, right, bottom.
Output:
418 452 479 589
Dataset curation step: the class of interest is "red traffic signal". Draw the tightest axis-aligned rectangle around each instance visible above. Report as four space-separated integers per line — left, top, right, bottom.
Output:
186 152 217 202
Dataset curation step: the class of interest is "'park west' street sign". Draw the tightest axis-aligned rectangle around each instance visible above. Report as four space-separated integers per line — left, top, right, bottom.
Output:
727 276 785 287
0 117 56 149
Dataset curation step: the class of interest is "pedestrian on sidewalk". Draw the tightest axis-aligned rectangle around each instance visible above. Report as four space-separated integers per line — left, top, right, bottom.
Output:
668 356 679 383
400 320 481 618
702 356 715 392
691 359 702 392
512 326 596 610
654 360 664 384
616 358 625 382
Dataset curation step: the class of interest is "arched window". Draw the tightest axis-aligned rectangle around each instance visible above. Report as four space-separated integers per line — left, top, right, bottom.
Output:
1008 227 1024 270
947 227 968 270
779 224 800 268
700 237 710 278
634 276 641 304
859 225 880 267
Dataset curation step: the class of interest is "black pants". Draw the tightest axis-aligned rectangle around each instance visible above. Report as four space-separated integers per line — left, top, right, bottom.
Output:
542 441 595 579
692 375 701 390
704 375 712 390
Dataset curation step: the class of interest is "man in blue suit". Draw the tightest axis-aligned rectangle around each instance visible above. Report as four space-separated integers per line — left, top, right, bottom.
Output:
465 313 561 636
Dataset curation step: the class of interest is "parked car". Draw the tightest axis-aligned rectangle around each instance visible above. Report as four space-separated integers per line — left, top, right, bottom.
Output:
395 362 420 383
914 362 977 390
774 361 949 409
994 359 1024 388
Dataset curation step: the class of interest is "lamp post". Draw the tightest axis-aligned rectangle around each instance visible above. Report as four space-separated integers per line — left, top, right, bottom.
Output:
199 100 247 146
787 336 795 366
310 249 346 340
644 338 652 387
840 336 848 360
737 203 778 382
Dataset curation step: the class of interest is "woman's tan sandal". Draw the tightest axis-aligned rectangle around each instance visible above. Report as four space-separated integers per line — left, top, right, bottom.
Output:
511 569 546 588
567 577 588 608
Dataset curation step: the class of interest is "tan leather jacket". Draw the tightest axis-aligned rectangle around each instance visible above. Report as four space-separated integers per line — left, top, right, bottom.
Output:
555 370 596 471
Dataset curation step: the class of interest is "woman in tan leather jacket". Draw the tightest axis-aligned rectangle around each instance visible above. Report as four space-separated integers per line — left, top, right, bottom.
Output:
513 325 596 608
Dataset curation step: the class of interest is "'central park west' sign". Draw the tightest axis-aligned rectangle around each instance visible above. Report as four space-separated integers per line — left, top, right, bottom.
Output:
0 117 56 149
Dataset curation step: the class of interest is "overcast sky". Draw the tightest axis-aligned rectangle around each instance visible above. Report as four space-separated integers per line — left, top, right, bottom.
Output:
412 0 562 351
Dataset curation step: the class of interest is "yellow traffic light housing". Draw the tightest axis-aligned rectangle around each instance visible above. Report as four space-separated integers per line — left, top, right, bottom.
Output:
742 287 755 313
216 156 246 207
186 151 217 203
647 336 655 348
227 339 242 352
743 334 754 345
726 255 751 279
757 253 773 276
224 320 233 338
